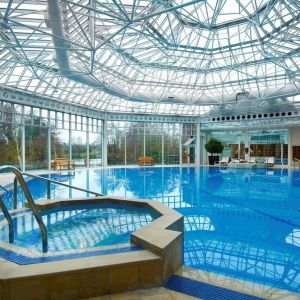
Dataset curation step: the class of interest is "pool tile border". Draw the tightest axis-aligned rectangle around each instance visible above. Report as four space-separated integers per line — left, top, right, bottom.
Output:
0 244 142 265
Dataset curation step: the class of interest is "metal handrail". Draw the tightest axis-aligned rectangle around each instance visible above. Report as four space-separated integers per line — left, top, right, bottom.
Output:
22 172 102 198
0 166 48 252
0 194 14 243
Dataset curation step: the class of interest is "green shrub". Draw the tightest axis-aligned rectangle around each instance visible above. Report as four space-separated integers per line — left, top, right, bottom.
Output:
204 138 224 155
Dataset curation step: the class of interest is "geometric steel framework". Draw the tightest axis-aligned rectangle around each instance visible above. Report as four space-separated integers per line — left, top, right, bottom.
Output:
1 0 300 115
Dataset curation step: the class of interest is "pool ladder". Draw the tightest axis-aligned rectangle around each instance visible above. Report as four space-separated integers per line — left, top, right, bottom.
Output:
0 166 102 253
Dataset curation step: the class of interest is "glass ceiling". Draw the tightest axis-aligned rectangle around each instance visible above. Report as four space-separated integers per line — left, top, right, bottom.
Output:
0 0 300 115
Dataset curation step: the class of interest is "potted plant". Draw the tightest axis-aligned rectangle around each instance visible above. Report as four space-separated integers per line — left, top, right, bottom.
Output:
205 138 224 165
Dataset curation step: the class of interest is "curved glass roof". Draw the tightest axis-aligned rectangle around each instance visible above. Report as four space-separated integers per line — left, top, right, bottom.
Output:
0 0 300 115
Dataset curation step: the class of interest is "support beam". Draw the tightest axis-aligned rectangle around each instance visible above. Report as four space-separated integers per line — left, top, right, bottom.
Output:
21 124 25 171
48 126 51 171
195 121 201 166
288 127 292 167
102 119 108 167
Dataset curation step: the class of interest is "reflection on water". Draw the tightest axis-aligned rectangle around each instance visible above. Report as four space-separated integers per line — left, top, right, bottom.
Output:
2 167 300 292
0 204 155 253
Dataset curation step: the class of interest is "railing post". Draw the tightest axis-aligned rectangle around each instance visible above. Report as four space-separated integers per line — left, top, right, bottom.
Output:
0 195 14 243
13 177 18 209
47 180 51 199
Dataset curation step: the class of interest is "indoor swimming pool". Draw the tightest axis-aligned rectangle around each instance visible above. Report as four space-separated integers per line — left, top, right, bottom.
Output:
1 166 300 293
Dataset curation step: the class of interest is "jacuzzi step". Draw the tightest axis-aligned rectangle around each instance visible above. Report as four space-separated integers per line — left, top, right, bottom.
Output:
0 243 143 265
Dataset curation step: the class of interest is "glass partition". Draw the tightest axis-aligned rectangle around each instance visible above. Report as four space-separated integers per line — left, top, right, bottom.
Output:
89 132 102 166
72 131 87 167
145 123 162 164
125 122 144 165
25 125 48 170
51 128 70 160
164 123 180 164
0 123 22 168
107 121 126 165
249 129 288 164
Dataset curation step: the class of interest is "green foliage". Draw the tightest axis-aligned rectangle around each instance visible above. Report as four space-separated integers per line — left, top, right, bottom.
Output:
204 138 224 155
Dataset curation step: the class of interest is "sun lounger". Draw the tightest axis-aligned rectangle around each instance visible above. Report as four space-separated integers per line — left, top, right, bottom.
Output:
264 157 275 168
219 157 229 166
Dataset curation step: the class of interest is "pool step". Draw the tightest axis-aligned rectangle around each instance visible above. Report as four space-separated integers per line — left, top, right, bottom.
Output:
0 244 142 265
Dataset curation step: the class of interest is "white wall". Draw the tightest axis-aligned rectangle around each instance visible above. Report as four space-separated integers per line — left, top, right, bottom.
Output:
288 127 300 166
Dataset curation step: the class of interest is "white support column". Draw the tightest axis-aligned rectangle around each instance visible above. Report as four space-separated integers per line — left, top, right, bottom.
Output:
124 131 127 166
244 130 249 161
288 127 292 167
162 132 164 165
69 128 72 161
48 126 51 171
21 124 25 172
195 121 201 166
86 118 90 168
143 123 146 157
102 118 108 167
179 125 183 165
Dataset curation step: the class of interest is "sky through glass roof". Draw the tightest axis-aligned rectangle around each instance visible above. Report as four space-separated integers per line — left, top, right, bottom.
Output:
0 0 300 115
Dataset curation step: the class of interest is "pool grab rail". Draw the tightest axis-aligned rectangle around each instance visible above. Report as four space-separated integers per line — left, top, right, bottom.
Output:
0 194 14 243
0 166 48 252
20 172 102 203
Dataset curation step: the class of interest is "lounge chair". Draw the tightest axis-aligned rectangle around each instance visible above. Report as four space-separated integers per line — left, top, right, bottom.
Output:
219 157 230 166
248 157 256 164
264 157 275 168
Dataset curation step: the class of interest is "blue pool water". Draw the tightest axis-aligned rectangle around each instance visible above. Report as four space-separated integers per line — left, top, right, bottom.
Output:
1 166 300 293
0 204 156 253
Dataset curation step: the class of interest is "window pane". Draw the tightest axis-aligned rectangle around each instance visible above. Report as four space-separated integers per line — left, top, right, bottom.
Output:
25 125 48 170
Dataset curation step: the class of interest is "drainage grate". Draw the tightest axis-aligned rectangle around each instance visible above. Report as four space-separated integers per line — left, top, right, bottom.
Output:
165 275 264 300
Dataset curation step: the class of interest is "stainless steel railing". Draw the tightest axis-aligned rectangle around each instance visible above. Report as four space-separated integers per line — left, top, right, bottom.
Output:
0 166 48 252
21 172 102 202
0 194 14 243
1 167 102 252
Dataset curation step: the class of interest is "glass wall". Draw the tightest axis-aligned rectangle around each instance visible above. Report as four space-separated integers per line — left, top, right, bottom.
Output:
51 128 69 159
89 132 102 167
250 130 288 164
145 123 162 164
164 123 181 164
0 101 104 171
1 100 198 170
125 122 144 165
72 131 87 167
107 121 126 165
182 124 197 163
25 125 48 170
210 129 288 164
0 123 22 168
107 121 194 166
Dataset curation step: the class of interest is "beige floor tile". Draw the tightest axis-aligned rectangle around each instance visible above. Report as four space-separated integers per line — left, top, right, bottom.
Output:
170 291 199 300
81 288 198 300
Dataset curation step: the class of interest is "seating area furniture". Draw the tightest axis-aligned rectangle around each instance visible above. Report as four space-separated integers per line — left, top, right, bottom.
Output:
219 157 229 166
264 157 275 168
137 157 154 166
248 157 256 163
53 158 76 171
